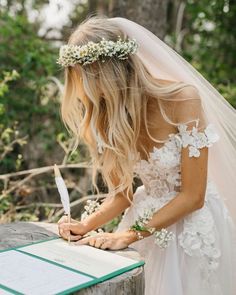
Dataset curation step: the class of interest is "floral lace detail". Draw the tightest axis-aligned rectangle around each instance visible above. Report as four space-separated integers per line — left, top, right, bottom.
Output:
178 184 221 281
133 123 220 199
176 123 220 157
132 190 178 220
131 123 221 278
133 134 182 199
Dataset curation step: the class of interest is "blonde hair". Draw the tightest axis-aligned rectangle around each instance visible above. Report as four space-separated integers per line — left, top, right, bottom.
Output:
60 14 203 205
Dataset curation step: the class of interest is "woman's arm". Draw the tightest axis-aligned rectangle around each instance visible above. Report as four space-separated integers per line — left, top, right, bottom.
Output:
82 188 133 232
75 89 217 249
76 146 209 248
141 145 208 233
82 170 133 232
127 87 210 241
58 172 133 239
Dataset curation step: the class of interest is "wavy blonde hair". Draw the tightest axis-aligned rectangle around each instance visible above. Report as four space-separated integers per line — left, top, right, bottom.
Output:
60 15 201 205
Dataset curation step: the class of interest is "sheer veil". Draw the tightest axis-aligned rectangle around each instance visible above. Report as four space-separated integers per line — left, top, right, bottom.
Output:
108 17 236 226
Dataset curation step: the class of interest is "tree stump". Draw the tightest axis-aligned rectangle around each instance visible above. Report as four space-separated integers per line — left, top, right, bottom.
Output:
0 222 145 295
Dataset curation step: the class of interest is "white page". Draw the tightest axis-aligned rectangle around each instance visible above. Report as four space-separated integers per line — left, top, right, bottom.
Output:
20 238 141 278
0 250 92 295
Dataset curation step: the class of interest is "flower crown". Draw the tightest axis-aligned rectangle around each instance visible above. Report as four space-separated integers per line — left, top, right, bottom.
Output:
57 36 138 67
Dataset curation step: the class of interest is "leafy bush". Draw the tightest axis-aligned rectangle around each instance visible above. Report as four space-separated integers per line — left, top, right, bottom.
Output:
0 12 64 173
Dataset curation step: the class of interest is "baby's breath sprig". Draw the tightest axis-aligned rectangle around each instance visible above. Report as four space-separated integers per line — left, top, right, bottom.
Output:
57 36 138 67
80 199 101 220
80 199 105 237
129 208 175 249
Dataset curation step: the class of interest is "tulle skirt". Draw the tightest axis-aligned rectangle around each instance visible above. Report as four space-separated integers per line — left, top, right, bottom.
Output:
115 180 236 295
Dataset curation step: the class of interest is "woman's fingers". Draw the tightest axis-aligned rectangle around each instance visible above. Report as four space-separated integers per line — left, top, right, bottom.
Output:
58 223 68 238
59 223 70 231
60 231 128 250
94 237 106 248
89 238 96 247
77 235 110 249
58 227 69 239
59 228 82 241
76 236 96 246
77 236 92 245
97 237 111 249
100 240 111 250
58 221 83 241
59 222 79 233
78 237 96 247
58 215 68 224
59 229 67 240
69 234 82 241
58 224 71 238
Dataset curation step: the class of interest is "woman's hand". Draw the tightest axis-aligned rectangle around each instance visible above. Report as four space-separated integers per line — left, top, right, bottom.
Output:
75 230 138 250
58 215 88 241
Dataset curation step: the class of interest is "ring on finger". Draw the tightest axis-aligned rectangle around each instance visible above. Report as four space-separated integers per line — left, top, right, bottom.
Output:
99 237 108 244
89 238 96 246
100 238 109 249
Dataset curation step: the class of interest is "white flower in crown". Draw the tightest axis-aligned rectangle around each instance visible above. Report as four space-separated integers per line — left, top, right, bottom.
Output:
57 36 139 67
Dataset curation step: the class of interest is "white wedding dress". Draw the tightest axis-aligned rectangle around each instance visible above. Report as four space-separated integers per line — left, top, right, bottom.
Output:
115 122 236 295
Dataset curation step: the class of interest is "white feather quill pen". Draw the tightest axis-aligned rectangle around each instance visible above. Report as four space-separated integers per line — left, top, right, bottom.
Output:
54 164 71 244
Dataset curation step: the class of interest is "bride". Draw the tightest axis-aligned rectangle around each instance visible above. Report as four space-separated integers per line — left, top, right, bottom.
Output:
57 15 236 295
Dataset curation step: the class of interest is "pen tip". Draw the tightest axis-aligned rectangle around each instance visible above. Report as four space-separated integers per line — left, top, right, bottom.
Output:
54 164 61 177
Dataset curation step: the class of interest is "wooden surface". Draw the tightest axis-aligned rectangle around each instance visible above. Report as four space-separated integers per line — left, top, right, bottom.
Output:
0 222 145 295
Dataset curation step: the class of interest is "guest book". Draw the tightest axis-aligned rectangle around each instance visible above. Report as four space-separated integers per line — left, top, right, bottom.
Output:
0 237 144 295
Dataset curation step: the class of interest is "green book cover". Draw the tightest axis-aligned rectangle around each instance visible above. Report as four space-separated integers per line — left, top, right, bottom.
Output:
0 237 145 295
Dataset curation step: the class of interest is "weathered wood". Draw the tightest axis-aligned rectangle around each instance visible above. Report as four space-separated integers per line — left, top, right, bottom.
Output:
0 222 145 295
109 0 169 39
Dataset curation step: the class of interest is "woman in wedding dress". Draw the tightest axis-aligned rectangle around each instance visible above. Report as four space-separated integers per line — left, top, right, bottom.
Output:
57 15 236 295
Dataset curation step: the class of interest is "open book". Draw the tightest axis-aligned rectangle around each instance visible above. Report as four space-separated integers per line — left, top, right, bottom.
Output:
0 237 144 295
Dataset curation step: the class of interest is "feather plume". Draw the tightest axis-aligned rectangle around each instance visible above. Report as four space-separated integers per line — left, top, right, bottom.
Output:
54 164 70 215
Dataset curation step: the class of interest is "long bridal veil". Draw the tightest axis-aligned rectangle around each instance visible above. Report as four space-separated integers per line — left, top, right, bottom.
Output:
108 17 236 227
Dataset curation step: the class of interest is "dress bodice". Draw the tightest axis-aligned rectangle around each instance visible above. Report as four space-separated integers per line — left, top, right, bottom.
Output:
124 122 226 279
133 123 220 199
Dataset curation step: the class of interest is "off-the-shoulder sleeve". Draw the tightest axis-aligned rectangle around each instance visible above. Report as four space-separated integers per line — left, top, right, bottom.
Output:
176 123 220 157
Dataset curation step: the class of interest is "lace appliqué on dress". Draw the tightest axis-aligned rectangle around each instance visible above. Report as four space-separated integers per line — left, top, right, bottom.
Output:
178 204 221 281
176 123 220 157
176 123 221 281
131 123 221 279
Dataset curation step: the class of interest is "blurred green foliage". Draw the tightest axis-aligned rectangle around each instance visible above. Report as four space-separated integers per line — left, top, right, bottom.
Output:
0 12 64 174
0 13 56 122
0 70 27 168
0 70 35 221
182 0 236 107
